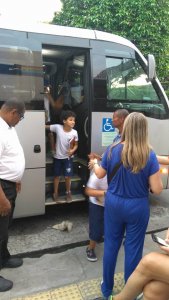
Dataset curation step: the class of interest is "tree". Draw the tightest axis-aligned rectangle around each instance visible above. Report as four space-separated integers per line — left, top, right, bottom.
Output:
52 0 169 81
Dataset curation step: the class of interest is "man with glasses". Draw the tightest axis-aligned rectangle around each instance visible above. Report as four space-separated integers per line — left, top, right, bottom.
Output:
0 100 25 292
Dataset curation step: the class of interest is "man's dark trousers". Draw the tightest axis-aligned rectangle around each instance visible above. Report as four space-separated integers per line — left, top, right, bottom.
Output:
0 180 17 269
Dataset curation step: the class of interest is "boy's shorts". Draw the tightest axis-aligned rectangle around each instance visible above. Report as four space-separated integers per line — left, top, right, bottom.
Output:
54 158 73 177
89 202 104 242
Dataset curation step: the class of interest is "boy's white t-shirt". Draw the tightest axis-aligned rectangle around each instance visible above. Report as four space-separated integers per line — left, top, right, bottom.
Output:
87 172 108 207
50 124 78 159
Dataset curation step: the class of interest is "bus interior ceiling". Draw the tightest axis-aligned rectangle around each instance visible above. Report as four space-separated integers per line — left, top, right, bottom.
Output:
42 45 89 205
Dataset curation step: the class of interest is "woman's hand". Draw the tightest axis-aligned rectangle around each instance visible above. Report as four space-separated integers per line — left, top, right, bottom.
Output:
88 152 102 160
157 155 169 165
88 159 97 170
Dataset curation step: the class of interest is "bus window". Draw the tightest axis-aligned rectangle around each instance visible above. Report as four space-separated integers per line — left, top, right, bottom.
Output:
106 57 159 101
66 55 85 107
105 56 167 118
0 45 41 102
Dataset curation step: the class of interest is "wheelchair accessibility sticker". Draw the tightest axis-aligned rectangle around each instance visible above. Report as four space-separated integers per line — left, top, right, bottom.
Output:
102 118 117 146
102 118 115 132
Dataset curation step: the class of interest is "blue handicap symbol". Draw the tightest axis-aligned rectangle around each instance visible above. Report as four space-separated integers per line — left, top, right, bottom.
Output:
102 118 115 132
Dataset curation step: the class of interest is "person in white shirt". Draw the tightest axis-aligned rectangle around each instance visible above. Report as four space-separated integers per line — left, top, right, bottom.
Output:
0 100 25 292
85 167 107 262
46 110 78 203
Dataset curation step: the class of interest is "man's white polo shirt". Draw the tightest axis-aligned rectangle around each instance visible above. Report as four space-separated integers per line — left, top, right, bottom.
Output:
0 117 25 182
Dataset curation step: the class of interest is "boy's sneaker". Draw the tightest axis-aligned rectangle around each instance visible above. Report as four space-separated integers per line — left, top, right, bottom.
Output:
53 193 59 202
66 192 72 203
86 247 97 262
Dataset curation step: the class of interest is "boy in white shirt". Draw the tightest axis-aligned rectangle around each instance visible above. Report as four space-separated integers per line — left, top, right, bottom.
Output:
85 170 107 261
46 111 78 202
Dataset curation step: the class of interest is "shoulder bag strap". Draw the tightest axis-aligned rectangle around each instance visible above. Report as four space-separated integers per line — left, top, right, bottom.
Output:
108 161 122 185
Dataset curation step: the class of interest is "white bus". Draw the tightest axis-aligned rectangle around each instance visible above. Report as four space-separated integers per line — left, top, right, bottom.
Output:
0 22 168 218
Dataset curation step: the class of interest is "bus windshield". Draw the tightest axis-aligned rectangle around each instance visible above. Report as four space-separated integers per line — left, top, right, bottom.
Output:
106 57 159 102
105 55 168 118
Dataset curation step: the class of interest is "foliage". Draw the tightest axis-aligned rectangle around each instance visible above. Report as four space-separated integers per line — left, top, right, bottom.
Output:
52 0 169 82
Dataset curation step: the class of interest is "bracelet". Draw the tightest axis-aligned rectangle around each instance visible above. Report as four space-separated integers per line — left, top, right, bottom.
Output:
93 162 98 165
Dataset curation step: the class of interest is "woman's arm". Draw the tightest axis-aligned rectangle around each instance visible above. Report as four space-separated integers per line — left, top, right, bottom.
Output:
157 155 169 165
88 159 107 179
149 171 163 194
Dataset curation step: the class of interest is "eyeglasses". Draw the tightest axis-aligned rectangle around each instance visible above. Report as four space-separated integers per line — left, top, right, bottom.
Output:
17 112 24 121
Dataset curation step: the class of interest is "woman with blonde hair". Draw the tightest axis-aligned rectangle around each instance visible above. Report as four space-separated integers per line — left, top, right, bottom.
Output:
90 112 163 299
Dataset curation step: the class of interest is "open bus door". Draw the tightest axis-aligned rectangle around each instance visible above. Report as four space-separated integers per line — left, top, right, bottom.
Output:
42 45 90 205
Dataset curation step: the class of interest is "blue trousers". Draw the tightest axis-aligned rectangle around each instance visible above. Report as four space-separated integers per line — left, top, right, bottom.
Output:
89 202 104 242
101 191 150 298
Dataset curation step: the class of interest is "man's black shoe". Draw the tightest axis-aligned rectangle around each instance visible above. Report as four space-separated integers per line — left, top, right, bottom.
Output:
2 257 23 268
0 276 13 292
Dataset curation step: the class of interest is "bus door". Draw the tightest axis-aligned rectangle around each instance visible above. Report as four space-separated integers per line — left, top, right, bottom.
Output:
39 43 91 204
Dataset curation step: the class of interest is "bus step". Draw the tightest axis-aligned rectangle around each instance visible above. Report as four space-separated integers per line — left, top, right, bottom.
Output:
46 156 87 166
46 175 82 184
45 193 86 205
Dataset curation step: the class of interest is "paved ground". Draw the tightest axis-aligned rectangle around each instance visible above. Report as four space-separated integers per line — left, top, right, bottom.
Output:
8 202 89 257
8 190 169 257
0 190 168 300
1 232 166 300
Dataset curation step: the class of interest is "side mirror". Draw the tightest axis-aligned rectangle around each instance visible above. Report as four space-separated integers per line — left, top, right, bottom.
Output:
147 54 156 81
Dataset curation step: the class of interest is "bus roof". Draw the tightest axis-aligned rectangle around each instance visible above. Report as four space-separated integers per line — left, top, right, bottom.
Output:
0 21 136 50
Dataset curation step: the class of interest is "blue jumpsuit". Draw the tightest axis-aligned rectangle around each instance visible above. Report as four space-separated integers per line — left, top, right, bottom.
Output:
101 144 159 298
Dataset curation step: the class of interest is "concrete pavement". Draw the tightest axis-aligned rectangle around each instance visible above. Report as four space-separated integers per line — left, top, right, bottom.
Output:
0 231 166 300
8 191 169 257
0 190 169 299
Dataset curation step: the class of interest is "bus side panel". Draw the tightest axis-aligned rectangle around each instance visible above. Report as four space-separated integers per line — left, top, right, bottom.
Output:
16 111 45 169
148 118 169 189
148 118 169 154
14 111 45 218
14 168 45 218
